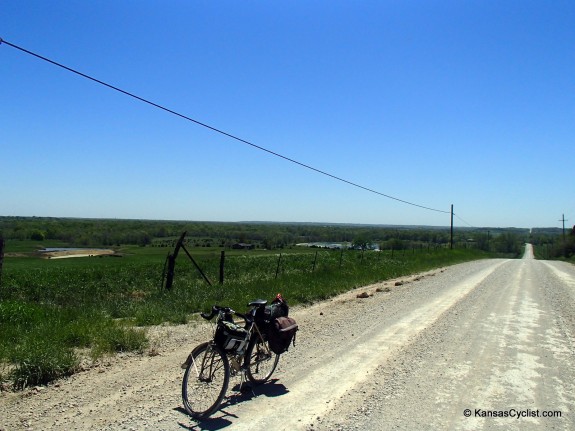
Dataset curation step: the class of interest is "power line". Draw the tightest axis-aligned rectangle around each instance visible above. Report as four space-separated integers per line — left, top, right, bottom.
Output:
1 37 450 214
453 214 475 228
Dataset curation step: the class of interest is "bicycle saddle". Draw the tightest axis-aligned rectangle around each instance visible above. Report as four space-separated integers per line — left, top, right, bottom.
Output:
248 299 268 307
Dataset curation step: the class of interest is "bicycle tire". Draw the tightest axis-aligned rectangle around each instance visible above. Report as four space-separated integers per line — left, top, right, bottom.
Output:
182 342 230 419
244 336 279 385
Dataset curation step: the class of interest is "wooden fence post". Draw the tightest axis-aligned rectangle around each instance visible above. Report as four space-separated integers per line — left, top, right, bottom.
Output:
0 236 4 289
219 250 225 284
275 253 282 279
312 251 318 272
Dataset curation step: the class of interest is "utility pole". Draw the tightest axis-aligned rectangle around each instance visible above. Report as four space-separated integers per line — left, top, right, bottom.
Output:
0 235 4 289
450 204 454 250
560 214 568 242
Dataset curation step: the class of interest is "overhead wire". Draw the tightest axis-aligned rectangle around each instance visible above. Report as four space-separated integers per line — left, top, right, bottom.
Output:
1 37 451 214
453 214 476 228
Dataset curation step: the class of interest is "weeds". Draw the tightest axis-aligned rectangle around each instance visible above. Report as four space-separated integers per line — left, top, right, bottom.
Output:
10 339 78 389
0 299 147 389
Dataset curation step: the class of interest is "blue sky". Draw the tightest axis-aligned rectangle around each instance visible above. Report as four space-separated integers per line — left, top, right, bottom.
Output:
1 1 573 229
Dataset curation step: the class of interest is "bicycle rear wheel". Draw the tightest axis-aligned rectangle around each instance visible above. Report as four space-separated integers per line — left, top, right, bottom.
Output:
245 337 279 384
182 342 230 419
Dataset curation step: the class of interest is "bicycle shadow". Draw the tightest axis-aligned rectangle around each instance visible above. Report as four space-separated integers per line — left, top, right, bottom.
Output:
175 379 289 430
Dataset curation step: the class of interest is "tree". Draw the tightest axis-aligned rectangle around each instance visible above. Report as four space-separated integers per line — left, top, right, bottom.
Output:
352 235 369 250
30 230 45 241
492 233 521 255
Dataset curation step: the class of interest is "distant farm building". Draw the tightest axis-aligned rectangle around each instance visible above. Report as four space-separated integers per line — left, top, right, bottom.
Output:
231 243 255 250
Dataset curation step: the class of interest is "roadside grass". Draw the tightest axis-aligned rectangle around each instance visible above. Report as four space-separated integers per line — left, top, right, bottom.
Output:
532 245 575 263
1 244 494 389
0 299 147 389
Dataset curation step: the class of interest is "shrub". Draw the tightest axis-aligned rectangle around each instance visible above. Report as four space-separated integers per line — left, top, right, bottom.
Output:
10 338 78 389
91 322 148 357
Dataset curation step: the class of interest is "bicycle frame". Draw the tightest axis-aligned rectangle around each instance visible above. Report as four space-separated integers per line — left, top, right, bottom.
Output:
182 304 272 372
218 306 272 369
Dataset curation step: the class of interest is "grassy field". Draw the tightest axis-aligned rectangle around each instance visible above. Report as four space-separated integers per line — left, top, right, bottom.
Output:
1 241 498 389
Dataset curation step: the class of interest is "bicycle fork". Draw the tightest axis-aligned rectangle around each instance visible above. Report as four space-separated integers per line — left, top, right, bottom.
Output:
181 346 217 383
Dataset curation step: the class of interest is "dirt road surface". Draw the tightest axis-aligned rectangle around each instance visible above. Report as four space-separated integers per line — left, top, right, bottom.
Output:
1 245 574 430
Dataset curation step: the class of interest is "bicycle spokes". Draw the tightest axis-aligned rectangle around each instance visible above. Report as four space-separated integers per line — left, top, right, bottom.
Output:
182 344 230 419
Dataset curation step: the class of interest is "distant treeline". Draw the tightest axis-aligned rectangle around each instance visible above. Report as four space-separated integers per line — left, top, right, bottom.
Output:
531 225 575 259
0 216 537 254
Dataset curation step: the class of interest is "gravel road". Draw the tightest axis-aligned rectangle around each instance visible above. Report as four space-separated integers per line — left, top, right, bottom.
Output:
1 245 574 430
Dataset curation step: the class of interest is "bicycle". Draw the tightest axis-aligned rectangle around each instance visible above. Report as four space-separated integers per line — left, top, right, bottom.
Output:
181 299 283 419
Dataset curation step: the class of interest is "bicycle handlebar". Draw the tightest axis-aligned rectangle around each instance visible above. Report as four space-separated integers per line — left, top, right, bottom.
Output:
200 305 255 323
200 311 214 320
200 305 235 321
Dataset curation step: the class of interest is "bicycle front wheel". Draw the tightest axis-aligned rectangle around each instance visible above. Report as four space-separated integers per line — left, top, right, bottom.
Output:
182 342 230 419
245 337 279 384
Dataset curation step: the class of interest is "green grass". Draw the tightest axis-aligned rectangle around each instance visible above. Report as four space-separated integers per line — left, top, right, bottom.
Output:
1 242 495 389
0 299 147 388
